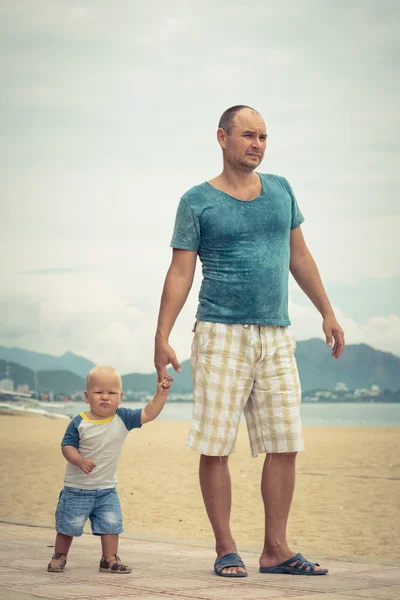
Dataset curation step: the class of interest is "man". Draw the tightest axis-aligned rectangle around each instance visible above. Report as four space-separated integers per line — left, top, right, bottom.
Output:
154 105 344 577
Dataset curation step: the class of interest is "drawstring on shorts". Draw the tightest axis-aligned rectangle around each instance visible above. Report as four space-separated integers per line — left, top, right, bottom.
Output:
244 324 255 345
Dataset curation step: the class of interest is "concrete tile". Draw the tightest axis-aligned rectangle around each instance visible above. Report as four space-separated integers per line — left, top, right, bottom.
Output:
30 585 115 599
195 587 304 598
288 596 361 600
1 522 400 600
340 568 400 584
259 572 396 594
0 592 38 600
351 585 400 599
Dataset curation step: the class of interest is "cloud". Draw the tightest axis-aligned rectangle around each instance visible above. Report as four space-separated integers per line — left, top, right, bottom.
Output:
290 301 400 357
145 15 191 48
0 279 399 375
22 268 90 275
341 314 400 355
0 299 42 340
1 1 399 371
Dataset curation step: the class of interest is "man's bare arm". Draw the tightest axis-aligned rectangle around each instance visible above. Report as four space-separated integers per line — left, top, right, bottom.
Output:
154 248 197 381
289 226 344 359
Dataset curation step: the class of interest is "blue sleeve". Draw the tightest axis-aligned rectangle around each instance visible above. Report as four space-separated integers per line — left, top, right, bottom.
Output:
170 197 201 251
283 178 304 230
117 407 143 431
61 415 82 448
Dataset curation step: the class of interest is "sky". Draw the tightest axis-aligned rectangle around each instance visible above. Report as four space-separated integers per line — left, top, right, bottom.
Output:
1 0 399 374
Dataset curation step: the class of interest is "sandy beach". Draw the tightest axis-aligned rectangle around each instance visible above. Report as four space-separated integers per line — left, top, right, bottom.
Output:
1 414 399 560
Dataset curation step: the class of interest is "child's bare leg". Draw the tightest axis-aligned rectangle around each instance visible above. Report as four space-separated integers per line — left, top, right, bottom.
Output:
47 533 72 572
100 534 131 573
101 534 118 559
55 533 73 555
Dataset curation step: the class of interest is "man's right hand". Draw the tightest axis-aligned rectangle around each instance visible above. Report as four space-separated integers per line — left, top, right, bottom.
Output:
153 249 197 382
78 457 96 474
154 339 182 383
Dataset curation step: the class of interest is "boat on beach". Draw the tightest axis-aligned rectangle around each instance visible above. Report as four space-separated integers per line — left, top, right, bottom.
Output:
0 401 70 420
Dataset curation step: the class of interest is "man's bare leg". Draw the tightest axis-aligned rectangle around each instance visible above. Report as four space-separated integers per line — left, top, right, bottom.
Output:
259 452 324 572
199 454 246 575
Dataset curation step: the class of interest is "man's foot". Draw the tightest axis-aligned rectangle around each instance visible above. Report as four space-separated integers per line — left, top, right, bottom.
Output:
214 552 247 577
260 550 327 575
99 554 132 574
47 553 67 573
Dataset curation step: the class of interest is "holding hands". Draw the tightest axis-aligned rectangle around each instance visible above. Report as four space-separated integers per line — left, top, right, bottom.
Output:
157 373 174 395
154 340 181 385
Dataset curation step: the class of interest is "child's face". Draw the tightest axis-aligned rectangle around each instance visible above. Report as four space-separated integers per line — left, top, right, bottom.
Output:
84 372 123 419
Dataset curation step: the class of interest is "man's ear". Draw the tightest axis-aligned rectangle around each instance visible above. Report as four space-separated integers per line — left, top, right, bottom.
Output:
217 127 227 149
119 391 124 404
84 390 89 404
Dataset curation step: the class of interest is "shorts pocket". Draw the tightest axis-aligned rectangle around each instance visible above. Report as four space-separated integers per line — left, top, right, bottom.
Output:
64 486 84 495
285 326 296 352
291 333 297 353
195 321 217 355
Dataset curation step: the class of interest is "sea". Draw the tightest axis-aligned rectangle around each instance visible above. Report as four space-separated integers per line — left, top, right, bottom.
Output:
39 401 400 427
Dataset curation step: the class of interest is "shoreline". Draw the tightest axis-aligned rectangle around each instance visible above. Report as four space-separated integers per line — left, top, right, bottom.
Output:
2 400 400 428
2 407 400 428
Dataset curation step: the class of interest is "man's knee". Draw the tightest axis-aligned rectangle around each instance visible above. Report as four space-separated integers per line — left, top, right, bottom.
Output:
266 452 297 464
200 454 229 465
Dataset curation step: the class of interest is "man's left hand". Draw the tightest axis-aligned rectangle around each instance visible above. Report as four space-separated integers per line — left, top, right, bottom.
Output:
323 316 345 359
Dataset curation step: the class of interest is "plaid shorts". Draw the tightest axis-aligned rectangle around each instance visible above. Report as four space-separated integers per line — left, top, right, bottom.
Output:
187 321 304 457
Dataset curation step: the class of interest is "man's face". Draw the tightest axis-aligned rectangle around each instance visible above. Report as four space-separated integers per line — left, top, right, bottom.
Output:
220 109 267 172
84 372 123 419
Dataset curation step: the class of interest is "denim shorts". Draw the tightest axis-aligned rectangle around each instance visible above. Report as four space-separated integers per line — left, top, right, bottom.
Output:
55 486 123 537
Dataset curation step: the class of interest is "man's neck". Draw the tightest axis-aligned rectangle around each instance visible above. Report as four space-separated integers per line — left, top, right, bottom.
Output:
208 168 262 201
218 167 259 191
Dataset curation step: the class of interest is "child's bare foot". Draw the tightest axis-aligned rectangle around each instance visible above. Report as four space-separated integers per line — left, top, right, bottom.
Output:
47 553 67 572
99 554 132 574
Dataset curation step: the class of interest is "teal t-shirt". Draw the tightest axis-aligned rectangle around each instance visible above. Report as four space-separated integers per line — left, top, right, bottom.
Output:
170 173 304 326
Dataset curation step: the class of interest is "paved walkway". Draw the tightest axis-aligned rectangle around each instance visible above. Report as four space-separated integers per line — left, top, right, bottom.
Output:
0 522 399 600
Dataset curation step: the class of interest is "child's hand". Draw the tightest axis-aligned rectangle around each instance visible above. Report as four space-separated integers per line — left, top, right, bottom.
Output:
157 374 174 395
78 457 96 474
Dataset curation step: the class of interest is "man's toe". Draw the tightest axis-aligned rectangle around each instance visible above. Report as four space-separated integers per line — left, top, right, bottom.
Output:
222 565 246 575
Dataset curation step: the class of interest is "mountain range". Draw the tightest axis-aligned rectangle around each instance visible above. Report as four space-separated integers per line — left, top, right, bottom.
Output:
0 346 95 378
1 340 400 394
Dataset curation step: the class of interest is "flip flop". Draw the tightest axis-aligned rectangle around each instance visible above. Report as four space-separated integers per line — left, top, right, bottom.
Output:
214 552 248 577
259 553 328 575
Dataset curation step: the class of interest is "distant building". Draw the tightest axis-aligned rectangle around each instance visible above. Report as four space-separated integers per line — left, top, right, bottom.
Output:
0 378 14 392
1 360 14 391
335 382 349 392
354 387 380 398
42 390 54 402
315 390 333 399
17 384 30 394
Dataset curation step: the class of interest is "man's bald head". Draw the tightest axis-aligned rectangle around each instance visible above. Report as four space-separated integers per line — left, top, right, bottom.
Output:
218 105 261 135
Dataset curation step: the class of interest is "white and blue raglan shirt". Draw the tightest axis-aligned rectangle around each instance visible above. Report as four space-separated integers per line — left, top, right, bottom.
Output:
61 408 142 490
